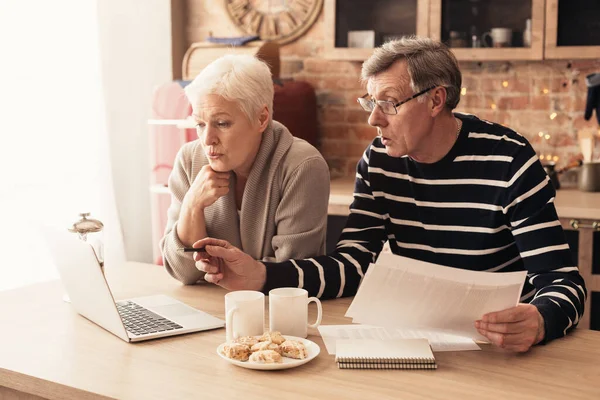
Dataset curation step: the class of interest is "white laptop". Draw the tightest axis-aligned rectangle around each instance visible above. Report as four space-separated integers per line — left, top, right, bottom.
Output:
43 227 225 342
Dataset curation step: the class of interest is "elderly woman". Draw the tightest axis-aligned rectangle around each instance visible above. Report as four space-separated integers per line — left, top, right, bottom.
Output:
160 54 330 285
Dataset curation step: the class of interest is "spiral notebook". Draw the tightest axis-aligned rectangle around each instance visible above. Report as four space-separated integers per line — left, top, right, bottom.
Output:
335 338 437 370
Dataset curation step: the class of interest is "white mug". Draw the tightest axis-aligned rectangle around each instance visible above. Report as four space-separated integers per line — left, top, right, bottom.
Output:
269 288 323 338
483 28 512 47
225 290 264 342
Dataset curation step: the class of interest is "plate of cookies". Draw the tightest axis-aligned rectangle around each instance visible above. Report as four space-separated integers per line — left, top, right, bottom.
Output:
217 331 320 370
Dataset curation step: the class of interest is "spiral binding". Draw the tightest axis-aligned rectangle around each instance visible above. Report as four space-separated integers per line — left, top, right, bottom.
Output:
335 356 437 370
336 361 438 370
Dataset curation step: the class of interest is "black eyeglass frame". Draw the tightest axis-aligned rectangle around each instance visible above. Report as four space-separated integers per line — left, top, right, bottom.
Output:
357 85 438 115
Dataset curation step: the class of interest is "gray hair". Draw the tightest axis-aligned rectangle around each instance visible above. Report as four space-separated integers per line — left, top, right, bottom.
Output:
184 54 274 123
361 36 462 110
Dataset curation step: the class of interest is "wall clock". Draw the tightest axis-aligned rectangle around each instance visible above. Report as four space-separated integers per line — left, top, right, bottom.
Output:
225 0 323 45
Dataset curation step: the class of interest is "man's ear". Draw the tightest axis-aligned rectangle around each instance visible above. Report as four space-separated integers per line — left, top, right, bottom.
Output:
429 87 447 117
258 105 270 132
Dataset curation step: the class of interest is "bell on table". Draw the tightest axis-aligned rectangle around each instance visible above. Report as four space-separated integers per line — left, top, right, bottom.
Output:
63 213 105 303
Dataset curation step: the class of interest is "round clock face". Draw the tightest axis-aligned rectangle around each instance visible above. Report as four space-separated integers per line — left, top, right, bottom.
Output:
225 0 323 44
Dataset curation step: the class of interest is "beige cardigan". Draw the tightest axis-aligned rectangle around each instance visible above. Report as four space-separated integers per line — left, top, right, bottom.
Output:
161 120 330 284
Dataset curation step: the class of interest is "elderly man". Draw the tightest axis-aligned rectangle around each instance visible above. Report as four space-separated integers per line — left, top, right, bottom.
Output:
191 37 586 352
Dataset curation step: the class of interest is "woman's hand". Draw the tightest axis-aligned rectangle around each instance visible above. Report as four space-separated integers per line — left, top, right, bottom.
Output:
176 165 229 247
185 165 230 210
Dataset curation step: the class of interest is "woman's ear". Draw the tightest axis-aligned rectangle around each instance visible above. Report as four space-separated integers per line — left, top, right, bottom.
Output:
429 87 447 117
258 105 270 132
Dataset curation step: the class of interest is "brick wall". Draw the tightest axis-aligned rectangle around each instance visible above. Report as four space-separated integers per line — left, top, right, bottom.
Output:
186 2 600 181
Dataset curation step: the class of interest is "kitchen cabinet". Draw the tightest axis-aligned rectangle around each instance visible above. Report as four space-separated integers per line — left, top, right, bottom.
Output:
323 0 430 60
562 218 600 330
544 0 600 59
429 0 545 61
323 0 600 61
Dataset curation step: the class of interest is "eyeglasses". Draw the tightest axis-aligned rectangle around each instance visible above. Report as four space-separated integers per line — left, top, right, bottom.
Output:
357 86 437 115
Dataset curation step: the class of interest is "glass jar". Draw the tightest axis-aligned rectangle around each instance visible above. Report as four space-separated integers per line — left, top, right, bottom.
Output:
69 212 104 269
449 31 468 48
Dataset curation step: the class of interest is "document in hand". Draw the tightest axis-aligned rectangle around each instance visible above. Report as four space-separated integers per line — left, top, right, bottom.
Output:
346 253 527 341
318 324 480 353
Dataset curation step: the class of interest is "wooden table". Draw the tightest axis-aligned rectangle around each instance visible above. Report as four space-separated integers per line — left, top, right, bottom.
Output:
1 262 599 400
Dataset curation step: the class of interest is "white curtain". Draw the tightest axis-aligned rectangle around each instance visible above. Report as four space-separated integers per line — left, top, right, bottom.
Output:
0 0 125 291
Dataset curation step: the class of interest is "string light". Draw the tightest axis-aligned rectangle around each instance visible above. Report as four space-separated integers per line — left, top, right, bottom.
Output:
480 63 583 168
481 63 586 167
461 87 467 96
484 70 571 165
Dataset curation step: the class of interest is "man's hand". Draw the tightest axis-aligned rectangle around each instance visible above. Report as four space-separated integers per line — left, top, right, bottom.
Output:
191 237 266 291
475 303 545 352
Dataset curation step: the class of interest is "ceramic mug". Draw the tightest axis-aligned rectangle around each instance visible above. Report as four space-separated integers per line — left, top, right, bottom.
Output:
269 288 323 338
578 162 600 192
483 28 512 48
225 290 264 342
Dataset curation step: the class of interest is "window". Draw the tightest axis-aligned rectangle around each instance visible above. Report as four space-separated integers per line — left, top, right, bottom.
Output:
0 1 124 291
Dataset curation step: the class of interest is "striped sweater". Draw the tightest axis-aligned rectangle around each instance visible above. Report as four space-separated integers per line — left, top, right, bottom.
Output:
263 113 587 342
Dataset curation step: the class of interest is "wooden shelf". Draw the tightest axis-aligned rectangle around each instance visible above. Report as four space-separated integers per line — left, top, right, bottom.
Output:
450 47 540 61
321 46 545 63
322 47 377 61
149 184 170 195
148 119 196 129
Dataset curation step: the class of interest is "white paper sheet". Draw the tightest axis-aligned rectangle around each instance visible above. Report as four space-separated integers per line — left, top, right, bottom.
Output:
346 253 527 341
318 324 480 354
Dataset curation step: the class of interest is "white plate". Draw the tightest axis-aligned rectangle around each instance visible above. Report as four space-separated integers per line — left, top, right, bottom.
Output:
217 335 320 371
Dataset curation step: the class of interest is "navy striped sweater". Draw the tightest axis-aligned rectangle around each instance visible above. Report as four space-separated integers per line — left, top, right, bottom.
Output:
263 113 586 342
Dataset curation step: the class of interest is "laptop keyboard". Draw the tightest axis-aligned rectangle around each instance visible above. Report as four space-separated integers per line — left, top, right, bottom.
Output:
116 300 183 336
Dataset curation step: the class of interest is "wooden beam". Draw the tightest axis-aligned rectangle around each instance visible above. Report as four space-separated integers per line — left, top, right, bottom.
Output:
170 0 187 80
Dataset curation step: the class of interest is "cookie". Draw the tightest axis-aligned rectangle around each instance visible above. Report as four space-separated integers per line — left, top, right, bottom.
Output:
251 341 281 354
233 335 259 347
259 331 286 345
222 343 251 361
280 340 308 359
249 349 283 363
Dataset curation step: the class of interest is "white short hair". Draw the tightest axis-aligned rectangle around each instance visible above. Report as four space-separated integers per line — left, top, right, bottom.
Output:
185 54 274 123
